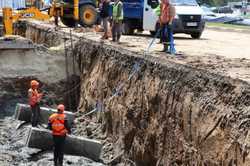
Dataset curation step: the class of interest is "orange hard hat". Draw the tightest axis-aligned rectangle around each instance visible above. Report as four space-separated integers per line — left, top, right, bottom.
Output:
30 80 39 87
57 104 65 112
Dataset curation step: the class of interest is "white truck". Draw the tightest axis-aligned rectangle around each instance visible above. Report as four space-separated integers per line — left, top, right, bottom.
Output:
123 0 205 39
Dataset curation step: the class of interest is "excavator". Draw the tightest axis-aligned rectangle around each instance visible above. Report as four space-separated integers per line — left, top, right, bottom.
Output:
2 0 98 35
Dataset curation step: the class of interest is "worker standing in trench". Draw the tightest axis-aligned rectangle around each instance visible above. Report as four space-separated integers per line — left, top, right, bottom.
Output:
48 104 71 166
28 80 43 127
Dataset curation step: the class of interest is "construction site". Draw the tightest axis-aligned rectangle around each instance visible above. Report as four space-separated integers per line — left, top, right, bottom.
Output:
0 0 250 166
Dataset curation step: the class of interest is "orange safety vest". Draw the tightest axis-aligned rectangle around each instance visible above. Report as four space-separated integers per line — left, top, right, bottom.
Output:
49 113 68 136
160 3 170 24
28 88 39 106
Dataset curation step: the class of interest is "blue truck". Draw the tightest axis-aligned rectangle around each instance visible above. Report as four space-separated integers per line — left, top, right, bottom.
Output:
122 0 205 38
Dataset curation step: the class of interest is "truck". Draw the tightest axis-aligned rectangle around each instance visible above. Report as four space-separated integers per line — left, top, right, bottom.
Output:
122 0 205 39
2 0 98 35
60 0 98 27
26 0 98 27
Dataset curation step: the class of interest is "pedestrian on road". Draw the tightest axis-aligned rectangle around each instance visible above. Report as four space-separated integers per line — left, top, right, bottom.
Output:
100 0 111 39
160 0 175 52
28 80 43 127
48 104 71 166
111 0 123 42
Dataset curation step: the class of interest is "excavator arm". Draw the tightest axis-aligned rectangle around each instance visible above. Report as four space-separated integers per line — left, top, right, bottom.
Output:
2 0 79 35
3 7 51 35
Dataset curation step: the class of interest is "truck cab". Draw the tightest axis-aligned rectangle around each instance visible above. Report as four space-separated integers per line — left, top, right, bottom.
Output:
123 0 205 39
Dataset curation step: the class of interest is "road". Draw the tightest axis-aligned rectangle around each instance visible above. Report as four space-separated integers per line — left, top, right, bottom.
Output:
30 20 250 83
80 27 250 83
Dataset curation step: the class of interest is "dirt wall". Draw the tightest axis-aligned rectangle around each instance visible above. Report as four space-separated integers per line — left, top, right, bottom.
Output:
0 23 80 114
74 37 250 165
16 21 250 165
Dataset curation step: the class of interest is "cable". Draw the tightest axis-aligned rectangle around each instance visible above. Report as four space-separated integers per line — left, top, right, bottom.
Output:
77 28 161 117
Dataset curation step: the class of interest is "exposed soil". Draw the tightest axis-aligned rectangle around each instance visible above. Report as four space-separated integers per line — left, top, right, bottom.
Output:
78 28 250 83
0 117 105 166
73 32 250 165
0 36 100 165
0 20 249 166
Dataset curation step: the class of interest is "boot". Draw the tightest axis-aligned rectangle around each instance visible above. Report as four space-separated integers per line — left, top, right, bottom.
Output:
165 44 170 53
58 159 63 166
54 159 58 166
161 44 168 52
101 33 108 40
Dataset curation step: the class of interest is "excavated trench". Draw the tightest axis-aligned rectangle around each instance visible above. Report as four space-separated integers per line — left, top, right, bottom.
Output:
0 20 250 165
0 23 97 165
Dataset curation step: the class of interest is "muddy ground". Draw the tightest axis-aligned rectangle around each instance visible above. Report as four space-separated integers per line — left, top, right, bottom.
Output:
0 37 104 165
0 20 249 165
0 117 105 166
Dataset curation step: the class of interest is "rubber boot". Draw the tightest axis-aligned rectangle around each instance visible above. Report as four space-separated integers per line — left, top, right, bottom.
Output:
117 35 121 43
58 161 63 166
165 44 170 53
162 44 168 52
54 159 58 166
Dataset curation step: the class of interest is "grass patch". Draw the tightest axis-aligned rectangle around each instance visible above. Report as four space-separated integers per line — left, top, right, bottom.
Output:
207 22 250 30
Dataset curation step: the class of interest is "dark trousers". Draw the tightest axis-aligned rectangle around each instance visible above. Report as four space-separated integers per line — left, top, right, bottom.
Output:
31 104 40 127
53 135 66 166
112 21 122 42
161 23 172 45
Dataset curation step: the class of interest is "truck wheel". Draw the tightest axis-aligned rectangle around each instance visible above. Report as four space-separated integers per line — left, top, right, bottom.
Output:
60 17 77 27
191 32 202 39
79 5 98 27
123 22 134 35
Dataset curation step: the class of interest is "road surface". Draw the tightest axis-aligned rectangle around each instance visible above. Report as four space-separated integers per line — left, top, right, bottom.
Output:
81 27 250 83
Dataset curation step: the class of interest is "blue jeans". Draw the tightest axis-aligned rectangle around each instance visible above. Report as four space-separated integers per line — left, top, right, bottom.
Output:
161 23 172 45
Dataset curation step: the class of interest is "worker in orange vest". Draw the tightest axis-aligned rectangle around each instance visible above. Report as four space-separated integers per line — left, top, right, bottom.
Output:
160 0 176 53
48 104 71 166
28 80 43 127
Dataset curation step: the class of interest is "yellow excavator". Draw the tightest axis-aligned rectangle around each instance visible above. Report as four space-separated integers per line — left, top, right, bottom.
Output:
2 0 98 35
